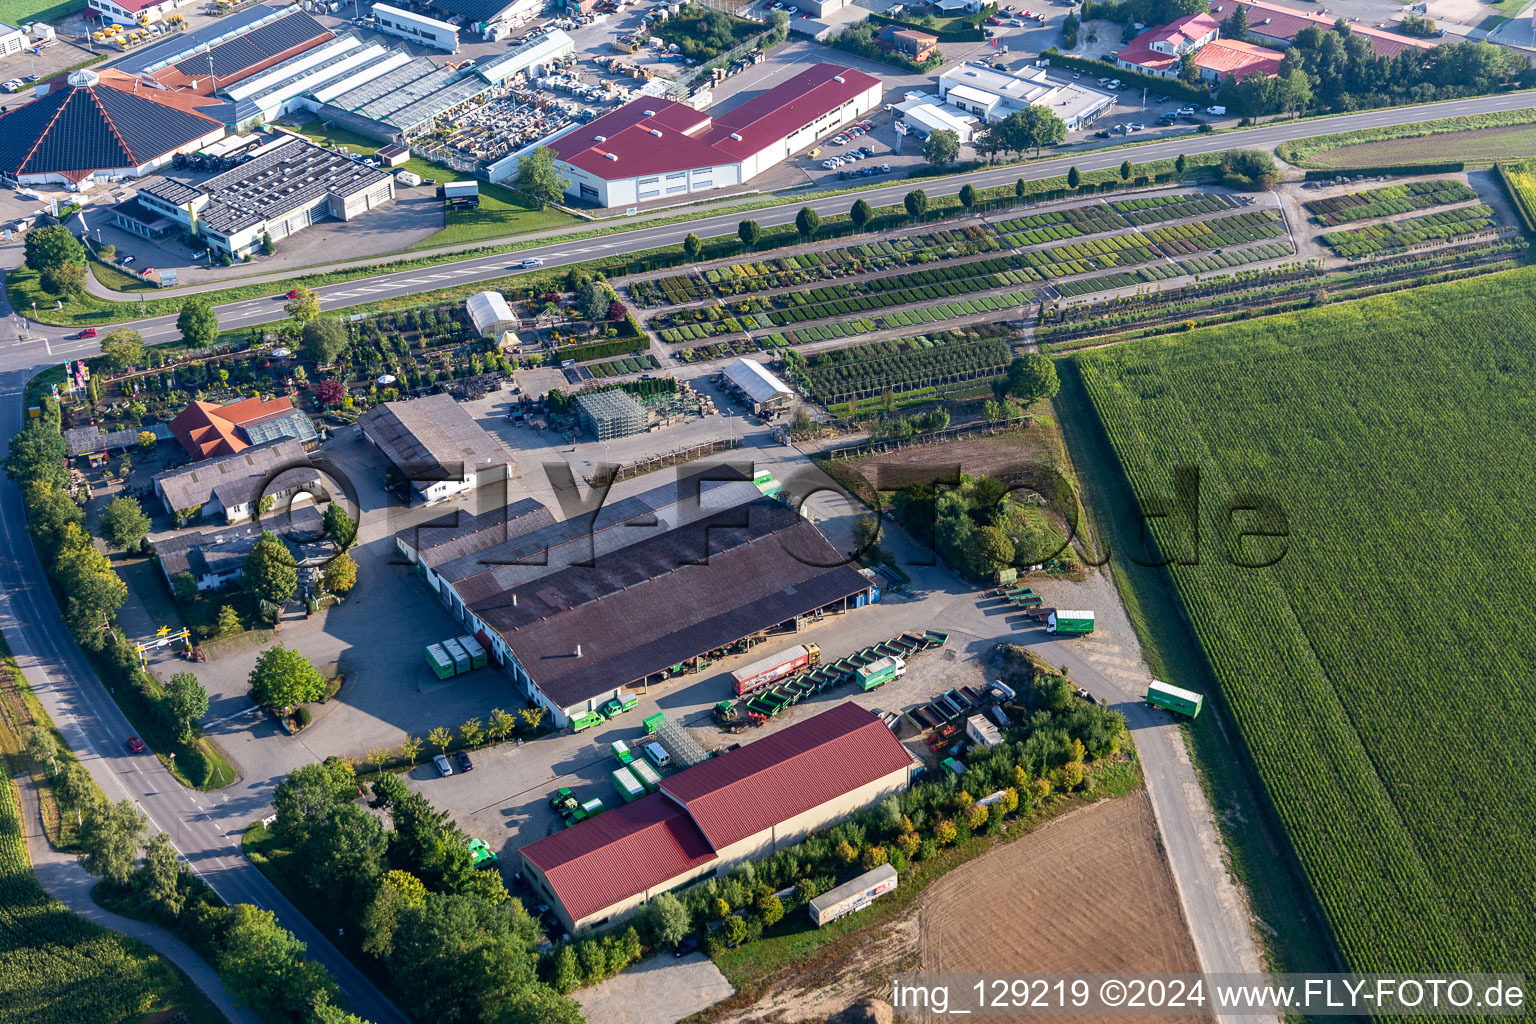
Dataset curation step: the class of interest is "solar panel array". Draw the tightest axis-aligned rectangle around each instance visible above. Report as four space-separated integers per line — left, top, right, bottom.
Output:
173 11 328 80
0 85 220 176
325 56 493 131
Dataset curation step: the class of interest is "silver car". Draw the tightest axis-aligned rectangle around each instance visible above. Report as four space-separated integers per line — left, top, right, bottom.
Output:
433 753 453 777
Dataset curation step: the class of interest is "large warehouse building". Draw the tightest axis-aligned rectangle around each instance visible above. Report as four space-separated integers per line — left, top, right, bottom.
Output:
936 63 1114 132
547 63 882 207
359 393 513 504
520 702 916 931
392 471 873 724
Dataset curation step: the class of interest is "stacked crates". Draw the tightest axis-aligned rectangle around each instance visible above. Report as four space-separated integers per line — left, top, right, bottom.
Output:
612 767 645 803
457 635 488 669
424 644 455 680
611 739 635 764
628 756 662 791
442 638 471 674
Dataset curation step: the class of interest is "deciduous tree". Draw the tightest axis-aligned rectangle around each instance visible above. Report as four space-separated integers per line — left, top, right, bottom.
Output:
80 799 146 884
323 502 358 549
850 198 872 231
243 531 297 608
322 551 357 594
100 495 150 550
737 219 761 250
24 225 86 272
682 232 703 261
249 644 324 711
1005 353 1059 405
162 672 209 742
302 317 347 363
513 146 571 209
176 296 220 347
137 831 186 919
923 129 959 167
795 206 821 241
285 285 321 325
101 328 145 370
904 189 927 221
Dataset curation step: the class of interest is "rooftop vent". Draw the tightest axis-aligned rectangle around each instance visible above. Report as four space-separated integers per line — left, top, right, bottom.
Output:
833 74 845 82
605 152 618 160
594 134 606 141
648 128 661 136
728 131 741 140
643 108 656 115
1262 16 1271 22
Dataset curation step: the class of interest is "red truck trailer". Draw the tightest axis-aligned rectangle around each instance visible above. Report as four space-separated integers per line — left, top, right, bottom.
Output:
732 643 821 696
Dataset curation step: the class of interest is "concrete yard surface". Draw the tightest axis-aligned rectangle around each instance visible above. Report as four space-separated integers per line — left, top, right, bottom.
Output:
576 952 736 1024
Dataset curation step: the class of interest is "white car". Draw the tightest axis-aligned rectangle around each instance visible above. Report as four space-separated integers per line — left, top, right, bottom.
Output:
1176 105 1196 116
519 257 544 268
433 754 453 776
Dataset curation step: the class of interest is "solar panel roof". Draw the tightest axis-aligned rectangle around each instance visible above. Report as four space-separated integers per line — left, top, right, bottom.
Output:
173 11 328 80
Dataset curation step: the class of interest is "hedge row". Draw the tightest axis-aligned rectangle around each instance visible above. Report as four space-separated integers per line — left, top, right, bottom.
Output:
1303 161 1466 180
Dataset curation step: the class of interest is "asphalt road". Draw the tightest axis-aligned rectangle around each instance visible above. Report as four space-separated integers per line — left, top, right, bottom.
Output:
0 386 412 1024
0 86 1530 1020
3 87 1534 372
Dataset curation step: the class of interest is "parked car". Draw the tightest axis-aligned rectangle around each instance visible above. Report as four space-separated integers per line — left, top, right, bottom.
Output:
117 254 135 266
126 736 145 753
455 750 474 772
433 753 453 777
1 80 22 93
1111 123 1127 134
1127 121 1144 131
786 5 796 11
880 163 891 172
1176 105 1196 116
674 938 701 957
858 145 873 155
77 328 97 339
1094 129 1111 138
140 267 156 277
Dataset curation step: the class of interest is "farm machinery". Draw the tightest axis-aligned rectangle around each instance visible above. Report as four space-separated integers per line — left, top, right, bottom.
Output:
738 630 948 722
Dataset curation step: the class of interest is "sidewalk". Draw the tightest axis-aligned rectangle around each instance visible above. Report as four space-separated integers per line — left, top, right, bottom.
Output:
14 773 262 1024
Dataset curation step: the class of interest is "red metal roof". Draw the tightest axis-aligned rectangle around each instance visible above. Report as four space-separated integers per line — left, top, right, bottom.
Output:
1195 38 1284 76
1149 11 1220 46
519 794 715 924
660 702 912 850
1221 0 1434 57
547 63 880 181
1115 43 1179 72
169 396 296 460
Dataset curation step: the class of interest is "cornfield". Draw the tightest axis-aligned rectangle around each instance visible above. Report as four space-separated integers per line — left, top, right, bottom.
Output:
0 778 178 1023
1075 267 1536 976
1498 159 1536 234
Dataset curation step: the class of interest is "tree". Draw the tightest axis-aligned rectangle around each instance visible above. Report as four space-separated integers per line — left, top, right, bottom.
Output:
137 831 186 918
261 230 276 255
1014 178 1026 199
428 726 453 754
26 482 82 555
1225 0 1249 38
362 869 429 957
248 644 324 711
306 802 388 913
997 107 1066 157
576 279 615 322
550 944 581 994
1174 153 1188 175
99 495 150 551
756 892 784 926
400 736 424 764
317 379 345 407
1179 50 1201 83
79 799 146 884
55 536 127 646
216 604 242 638
25 726 58 775
386 894 540 1023
1220 149 1279 190
642 891 692 948
923 129 959 167
958 183 977 210
795 206 821 241
606 299 627 322
851 513 881 555
322 551 358 595
1005 354 1058 405
1067 165 1082 188
7 421 68 489
273 759 356 845
176 296 219 347
244 531 297 609
163 672 209 742
904 189 927 221
101 328 145 371
737 219 761 250
302 317 347 364
323 502 358 550
136 430 156 452
1119 158 1133 181
460 717 484 747
58 762 99 819
493 986 586 1024
513 146 571 209
488 707 516 744
682 232 703 261
218 904 338 1022
285 285 320 325
24 225 85 273
976 524 1016 571
850 198 873 232
42 261 87 297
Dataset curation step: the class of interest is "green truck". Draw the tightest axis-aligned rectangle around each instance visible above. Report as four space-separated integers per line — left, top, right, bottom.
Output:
856 656 905 691
465 837 498 868
424 644 454 680
600 693 639 719
612 766 645 803
570 710 603 733
1046 610 1095 635
1146 680 1204 718
611 739 635 764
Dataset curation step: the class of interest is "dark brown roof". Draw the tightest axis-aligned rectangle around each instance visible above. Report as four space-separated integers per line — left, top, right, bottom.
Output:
519 793 715 924
481 512 870 708
660 702 910 849
404 497 555 568
359 394 511 481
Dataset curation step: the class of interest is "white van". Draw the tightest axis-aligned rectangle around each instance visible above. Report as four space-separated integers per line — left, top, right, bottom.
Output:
644 742 670 768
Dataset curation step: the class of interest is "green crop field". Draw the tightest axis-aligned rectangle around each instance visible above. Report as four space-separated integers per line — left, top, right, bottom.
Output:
0 0 82 27
0 777 186 1024
1073 268 1536 975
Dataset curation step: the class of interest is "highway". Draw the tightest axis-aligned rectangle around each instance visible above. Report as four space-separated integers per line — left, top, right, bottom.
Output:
0 85 1528 1020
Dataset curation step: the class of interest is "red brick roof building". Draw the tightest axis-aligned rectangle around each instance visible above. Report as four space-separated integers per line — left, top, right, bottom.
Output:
1214 0 1435 58
169 396 318 460
520 702 915 931
1194 38 1284 80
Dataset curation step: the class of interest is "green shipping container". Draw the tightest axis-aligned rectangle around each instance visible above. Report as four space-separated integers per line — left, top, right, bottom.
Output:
570 710 603 733
1047 610 1095 635
456 634 488 670
628 756 662 791
642 712 666 734
1146 680 1203 718
611 767 645 803
856 656 904 691
442 638 471 674
611 739 634 764
424 644 455 680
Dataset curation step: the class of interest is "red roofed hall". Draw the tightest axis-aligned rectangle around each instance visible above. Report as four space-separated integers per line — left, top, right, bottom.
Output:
1116 12 1220 77
1214 0 1436 58
169 396 319 460
519 702 916 931
544 62 881 208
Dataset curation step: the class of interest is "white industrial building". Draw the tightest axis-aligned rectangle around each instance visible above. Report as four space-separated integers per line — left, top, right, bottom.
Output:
937 62 1114 131
0 23 26 57
721 358 794 413
894 93 979 144
547 63 881 208
466 290 517 341
372 3 461 52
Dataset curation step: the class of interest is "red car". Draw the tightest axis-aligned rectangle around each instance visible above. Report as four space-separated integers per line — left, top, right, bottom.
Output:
77 327 97 339
286 289 301 299
126 736 145 753
140 266 155 277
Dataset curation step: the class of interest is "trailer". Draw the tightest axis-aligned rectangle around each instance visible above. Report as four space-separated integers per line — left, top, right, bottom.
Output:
611 766 645 803
611 739 634 764
855 656 905 691
808 864 898 926
456 634 488 670
628 756 662 791
1046 610 1095 635
732 643 821 696
1146 680 1204 718
965 714 1003 747
424 644 455 680
570 710 603 733
442 638 471 674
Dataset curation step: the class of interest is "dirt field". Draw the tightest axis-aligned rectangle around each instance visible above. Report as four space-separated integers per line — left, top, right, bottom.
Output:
719 793 1205 1024
1307 125 1536 169
831 425 1071 493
